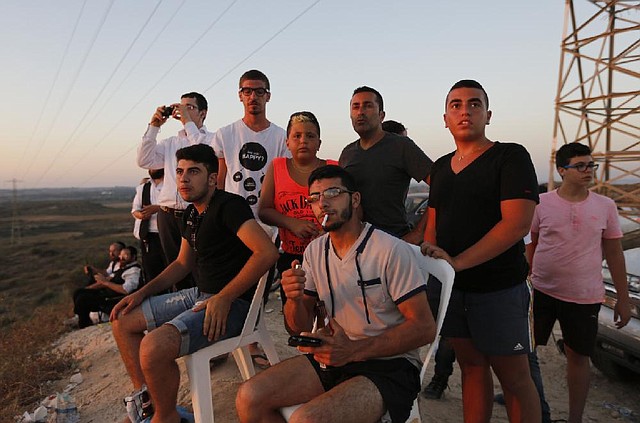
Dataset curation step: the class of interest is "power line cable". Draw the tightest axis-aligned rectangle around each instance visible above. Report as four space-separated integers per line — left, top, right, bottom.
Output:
32 0 164 186
14 0 88 178
204 0 322 93
68 0 240 169
25 0 116 185
70 0 187 146
78 0 322 187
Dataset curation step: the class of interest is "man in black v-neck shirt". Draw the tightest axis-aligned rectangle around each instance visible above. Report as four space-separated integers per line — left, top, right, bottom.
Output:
422 80 540 423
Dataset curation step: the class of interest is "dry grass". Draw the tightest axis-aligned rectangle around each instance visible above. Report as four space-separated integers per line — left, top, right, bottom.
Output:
0 196 136 421
0 303 76 418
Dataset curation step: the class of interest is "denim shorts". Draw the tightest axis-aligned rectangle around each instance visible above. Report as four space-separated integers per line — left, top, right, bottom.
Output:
441 281 534 356
141 287 250 356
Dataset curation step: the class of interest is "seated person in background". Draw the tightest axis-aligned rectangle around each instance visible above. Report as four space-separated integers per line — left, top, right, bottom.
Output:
73 246 142 328
258 111 337 311
83 241 125 284
110 144 278 423
236 165 435 423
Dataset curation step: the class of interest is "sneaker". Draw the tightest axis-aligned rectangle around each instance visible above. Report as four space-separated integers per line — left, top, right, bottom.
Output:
124 385 154 423
422 374 449 399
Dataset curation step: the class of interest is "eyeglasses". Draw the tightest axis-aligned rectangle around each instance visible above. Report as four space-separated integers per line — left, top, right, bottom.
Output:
239 87 269 97
562 162 599 172
306 187 353 204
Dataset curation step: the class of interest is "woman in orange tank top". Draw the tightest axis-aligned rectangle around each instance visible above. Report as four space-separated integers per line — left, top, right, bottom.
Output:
258 111 337 306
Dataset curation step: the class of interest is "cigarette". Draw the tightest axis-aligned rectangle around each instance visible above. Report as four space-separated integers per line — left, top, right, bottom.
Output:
322 214 328 228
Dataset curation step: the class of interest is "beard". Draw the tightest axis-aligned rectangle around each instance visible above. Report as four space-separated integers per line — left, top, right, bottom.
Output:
324 201 353 232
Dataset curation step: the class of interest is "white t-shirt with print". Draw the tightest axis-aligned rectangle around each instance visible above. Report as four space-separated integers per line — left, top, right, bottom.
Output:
212 119 288 217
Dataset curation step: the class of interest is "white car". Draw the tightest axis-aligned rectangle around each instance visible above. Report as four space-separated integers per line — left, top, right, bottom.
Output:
592 247 640 379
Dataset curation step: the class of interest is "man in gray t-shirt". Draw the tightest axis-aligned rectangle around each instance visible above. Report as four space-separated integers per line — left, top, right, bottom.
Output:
339 86 433 244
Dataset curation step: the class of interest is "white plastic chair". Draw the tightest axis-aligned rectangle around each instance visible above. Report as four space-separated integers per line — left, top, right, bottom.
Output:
184 271 280 423
280 251 455 423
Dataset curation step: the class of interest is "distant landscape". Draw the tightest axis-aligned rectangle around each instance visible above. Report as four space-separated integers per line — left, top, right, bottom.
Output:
0 187 137 419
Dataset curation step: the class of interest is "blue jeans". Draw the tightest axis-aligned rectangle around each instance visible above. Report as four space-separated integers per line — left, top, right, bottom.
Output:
529 350 551 423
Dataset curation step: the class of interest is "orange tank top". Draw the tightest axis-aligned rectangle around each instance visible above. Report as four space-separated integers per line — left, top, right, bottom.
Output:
272 157 338 255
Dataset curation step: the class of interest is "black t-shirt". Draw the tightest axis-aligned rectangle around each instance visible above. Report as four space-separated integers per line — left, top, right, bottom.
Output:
339 132 433 237
428 142 539 293
182 190 255 301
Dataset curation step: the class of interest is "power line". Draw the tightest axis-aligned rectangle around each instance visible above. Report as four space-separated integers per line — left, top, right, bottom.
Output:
26 0 116 186
68 0 187 149
14 0 88 178
69 0 240 168
77 0 322 187
204 0 322 93
5 179 23 245
32 0 164 186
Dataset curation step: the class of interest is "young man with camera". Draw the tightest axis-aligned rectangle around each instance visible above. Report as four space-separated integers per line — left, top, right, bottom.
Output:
137 92 213 289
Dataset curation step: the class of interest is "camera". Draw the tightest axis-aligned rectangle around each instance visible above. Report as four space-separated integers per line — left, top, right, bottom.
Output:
162 106 174 118
288 335 323 347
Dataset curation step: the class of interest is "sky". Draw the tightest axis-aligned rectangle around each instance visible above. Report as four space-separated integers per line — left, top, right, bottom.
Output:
1 0 575 189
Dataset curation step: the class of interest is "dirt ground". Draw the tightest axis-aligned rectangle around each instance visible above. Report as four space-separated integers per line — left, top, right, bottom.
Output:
44 291 640 423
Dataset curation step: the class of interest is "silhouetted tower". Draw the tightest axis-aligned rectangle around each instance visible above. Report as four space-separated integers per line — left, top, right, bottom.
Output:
6 178 22 245
550 0 639 219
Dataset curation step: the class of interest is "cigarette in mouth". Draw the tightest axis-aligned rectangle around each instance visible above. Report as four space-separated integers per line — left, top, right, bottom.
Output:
322 214 328 228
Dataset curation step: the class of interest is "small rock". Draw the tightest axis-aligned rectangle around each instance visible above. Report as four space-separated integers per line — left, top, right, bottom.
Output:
70 373 83 384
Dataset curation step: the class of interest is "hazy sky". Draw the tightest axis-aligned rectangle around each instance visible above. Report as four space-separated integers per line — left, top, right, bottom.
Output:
2 0 573 189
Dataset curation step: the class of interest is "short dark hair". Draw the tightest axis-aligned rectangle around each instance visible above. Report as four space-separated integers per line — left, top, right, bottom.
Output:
113 241 126 249
123 245 138 260
181 92 208 111
382 120 406 135
286 111 321 138
308 165 357 193
446 79 489 110
555 142 592 169
176 144 219 175
239 69 270 90
352 86 384 112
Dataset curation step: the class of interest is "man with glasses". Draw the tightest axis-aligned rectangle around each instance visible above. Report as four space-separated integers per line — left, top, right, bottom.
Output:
237 165 435 423
212 69 288 218
339 86 433 244
530 142 631 423
137 92 213 290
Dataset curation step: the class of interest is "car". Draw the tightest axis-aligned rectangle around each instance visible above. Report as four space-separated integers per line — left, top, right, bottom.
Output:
405 191 429 229
591 247 640 379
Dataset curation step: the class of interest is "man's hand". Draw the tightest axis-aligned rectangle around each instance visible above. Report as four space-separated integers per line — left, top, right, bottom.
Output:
420 241 458 270
287 220 319 240
149 104 177 127
281 260 306 301
297 319 355 367
110 290 145 321
614 299 631 329
136 204 161 220
193 294 232 341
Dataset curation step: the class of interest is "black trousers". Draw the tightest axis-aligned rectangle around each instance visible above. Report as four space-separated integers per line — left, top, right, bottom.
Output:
157 209 195 290
140 232 166 283
73 288 121 328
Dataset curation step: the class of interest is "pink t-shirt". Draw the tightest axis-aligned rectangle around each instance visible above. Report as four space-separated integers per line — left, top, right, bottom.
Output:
531 190 622 304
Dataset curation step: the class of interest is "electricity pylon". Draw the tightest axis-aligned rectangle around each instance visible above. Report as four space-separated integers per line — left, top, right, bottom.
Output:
550 0 640 219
